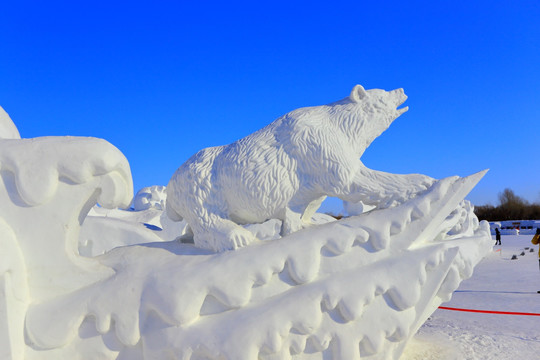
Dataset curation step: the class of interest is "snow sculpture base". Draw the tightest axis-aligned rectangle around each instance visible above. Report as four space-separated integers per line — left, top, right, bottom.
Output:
0 107 492 360
2 166 490 359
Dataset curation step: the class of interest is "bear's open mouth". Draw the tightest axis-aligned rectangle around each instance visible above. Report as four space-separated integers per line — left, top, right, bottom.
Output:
396 91 408 114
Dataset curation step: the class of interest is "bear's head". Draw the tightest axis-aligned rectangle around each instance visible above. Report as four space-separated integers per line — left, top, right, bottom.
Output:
328 85 408 156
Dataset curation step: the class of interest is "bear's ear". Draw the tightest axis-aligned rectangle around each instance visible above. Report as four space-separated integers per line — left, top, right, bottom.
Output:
349 85 368 102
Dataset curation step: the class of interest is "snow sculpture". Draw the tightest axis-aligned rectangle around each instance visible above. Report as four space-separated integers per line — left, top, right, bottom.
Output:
79 197 187 257
167 85 435 252
133 185 167 211
0 106 20 139
0 89 492 360
0 109 133 360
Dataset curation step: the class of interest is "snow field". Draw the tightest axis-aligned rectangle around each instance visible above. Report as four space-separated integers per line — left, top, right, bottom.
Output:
404 234 540 360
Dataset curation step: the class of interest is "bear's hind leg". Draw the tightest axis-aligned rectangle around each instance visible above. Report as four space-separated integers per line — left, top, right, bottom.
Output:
300 196 327 223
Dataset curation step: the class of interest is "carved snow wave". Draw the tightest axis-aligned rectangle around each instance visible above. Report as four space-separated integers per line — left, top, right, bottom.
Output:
23 171 491 359
0 133 136 359
0 137 133 208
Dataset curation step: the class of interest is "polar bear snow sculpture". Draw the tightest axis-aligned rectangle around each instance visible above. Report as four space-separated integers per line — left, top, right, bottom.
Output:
166 85 435 252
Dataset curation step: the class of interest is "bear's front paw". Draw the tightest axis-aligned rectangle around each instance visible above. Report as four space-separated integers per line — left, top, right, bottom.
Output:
229 226 257 250
211 226 257 252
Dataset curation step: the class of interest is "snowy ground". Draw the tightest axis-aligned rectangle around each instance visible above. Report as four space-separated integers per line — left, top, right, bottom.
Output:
403 234 540 360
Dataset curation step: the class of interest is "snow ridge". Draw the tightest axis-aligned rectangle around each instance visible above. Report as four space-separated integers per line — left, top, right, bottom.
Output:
23 172 491 359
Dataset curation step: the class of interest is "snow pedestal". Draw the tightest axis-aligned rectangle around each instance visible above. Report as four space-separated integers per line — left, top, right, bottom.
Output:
1 157 490 359
136 173 491 360
0 94 492 359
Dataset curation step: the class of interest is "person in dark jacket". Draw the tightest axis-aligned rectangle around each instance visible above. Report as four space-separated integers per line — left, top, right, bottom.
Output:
495 227 501 245
532 228 540 293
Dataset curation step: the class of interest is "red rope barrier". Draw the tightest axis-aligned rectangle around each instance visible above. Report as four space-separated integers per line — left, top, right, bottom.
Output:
438 306 540 316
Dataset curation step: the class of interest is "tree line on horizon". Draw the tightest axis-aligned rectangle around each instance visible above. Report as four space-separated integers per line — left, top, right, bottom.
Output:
474 188 540 221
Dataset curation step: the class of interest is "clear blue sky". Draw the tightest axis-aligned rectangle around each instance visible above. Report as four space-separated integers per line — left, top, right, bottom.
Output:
1 0 539 213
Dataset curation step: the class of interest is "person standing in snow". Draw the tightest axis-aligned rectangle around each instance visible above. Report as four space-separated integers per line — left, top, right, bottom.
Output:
532 228 540 293
495 227 501 245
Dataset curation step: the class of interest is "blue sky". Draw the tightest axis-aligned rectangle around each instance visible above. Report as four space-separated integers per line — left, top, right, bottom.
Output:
1 1 539 213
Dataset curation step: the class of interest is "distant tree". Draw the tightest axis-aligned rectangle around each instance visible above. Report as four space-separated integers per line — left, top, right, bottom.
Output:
474 188 540 221
498 188 528 207
495 188 529 220
527 203 540 219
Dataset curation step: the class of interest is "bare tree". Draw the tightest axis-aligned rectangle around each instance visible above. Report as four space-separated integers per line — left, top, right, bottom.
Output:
498 188 528 207
475 188 540 221
495 188 529 220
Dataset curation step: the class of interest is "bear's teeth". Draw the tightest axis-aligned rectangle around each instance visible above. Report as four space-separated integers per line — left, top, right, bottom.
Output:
397 106 409 115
